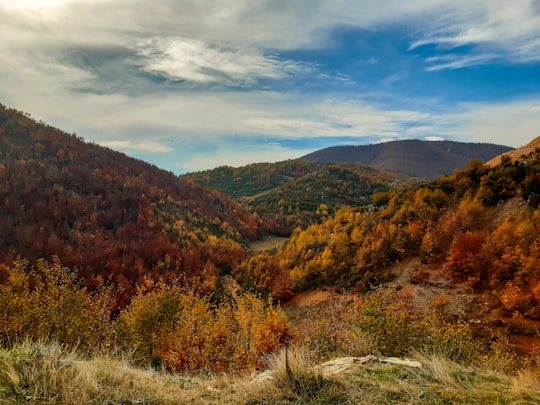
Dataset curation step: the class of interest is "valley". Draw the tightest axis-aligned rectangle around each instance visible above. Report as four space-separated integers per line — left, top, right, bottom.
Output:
0 104 539 403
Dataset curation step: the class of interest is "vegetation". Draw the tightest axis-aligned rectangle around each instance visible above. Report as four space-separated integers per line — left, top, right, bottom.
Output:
0 257 291 374
239 154 540 320
0 104 261 303
184 161 405 235
1 104 539 403
1 296 538 404
1 255 535 403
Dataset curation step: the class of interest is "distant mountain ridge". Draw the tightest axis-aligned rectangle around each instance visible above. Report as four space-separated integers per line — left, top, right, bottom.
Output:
299 140 513 179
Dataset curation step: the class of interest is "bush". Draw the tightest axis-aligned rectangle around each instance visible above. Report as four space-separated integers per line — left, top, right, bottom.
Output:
116 281 292 372
0 257 113 349
260 346 345 405
348 290 483 362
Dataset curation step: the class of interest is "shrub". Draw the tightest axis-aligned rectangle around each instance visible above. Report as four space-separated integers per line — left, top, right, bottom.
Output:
261 346 345 405
349 290 482 361
117 281 292 373
0 257 113 349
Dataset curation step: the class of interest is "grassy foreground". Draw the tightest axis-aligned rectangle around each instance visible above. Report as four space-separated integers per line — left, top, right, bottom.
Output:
1 341 539 404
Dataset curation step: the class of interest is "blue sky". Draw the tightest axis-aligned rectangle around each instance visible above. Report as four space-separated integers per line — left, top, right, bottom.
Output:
1 1 540 173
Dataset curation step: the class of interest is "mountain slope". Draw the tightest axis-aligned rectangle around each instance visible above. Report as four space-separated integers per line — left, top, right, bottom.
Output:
238 141 540 341
184 161 407 235
0 104 261 301
299 139 513 179
486 136 540 167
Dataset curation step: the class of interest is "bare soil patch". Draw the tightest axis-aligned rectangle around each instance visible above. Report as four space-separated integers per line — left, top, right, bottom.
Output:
249 236 289 251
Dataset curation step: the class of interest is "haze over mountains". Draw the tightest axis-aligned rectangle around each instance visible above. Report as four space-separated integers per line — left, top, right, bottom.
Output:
300 140 513 179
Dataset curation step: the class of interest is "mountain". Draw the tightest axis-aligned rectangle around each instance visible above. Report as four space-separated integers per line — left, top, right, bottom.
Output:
184 161 407 235
0 104 261 303
299 139 513 179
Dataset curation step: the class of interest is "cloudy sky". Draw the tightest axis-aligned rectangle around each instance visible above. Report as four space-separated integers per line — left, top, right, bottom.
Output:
1 0 540 173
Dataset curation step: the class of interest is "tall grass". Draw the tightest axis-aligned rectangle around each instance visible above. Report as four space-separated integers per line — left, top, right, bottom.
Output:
1 339 539 404
0 339 212 404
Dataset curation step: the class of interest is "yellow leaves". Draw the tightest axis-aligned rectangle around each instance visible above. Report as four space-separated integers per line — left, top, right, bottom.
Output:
316 203 329 217
500 283 531 313
0 257 113 348
118 282 291 373
219 293 291 369
350 227 364 244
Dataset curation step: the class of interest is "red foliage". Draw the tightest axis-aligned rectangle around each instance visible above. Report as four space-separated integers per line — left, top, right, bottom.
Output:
443 231 487 288
0 104 262 304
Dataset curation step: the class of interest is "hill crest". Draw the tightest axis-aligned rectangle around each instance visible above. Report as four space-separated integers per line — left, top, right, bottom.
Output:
486 136 540 167
299 139 513 179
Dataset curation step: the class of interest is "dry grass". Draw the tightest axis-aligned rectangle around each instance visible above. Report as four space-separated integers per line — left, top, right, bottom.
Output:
1 340 540 404
248 236 289 252
242 346 345 404
0 340 227 404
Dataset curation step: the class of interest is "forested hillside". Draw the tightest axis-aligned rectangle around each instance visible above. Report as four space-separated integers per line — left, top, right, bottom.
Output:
238 151 540 322
185 161 405 235
0 104 262 303
300 139 513 179
1 104 540 404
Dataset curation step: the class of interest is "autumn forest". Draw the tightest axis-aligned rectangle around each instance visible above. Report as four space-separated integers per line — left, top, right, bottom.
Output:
1 103 540 403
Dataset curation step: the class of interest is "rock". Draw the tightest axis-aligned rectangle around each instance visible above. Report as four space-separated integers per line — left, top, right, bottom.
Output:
251 354 422 383
251 370 275 383
317 355 421 376
317 355 379 376
378 356 422 368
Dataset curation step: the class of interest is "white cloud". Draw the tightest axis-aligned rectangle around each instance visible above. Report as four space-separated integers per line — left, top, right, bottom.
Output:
3 0 540 66
424 54 499 71
446 99 540 147
99 140 173 154
0 0 97 20
2 0 539 98
137 37 306 85
411 0 540 69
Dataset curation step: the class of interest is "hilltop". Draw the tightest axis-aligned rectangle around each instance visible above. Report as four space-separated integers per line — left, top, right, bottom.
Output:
299 139 513 179
184 161 407 235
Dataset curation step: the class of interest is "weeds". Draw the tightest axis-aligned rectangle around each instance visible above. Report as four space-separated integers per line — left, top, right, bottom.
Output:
1 340 539 404
247 346 345 404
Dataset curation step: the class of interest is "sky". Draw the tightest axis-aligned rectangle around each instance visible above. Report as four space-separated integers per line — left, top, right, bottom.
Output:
1 1 540 174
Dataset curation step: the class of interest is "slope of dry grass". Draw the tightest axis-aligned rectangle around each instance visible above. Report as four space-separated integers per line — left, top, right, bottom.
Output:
1 339 539 404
